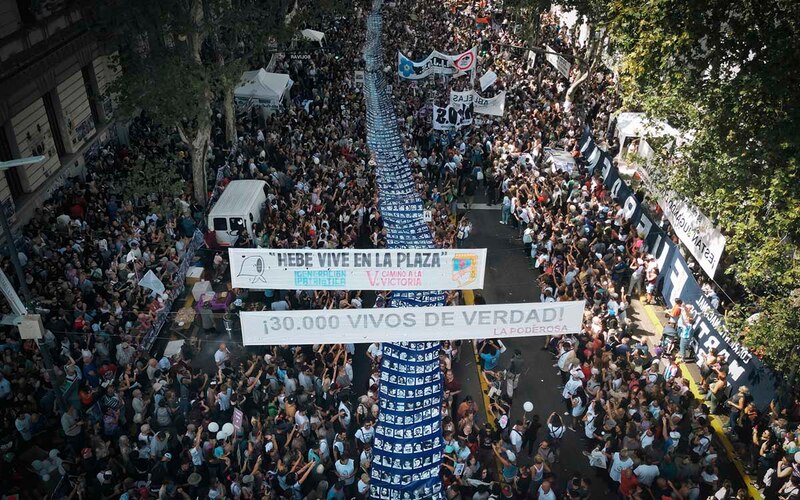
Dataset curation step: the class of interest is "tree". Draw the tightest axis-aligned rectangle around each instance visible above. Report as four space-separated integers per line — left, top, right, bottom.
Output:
98 0 293 204
114 156 186 215
603 0 800 372
543 0 610 107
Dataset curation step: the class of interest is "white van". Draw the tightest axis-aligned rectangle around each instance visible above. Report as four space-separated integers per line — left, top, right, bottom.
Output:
208 180 267 246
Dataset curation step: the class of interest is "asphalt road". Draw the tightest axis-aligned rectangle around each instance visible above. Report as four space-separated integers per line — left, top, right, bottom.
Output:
459 202 606 493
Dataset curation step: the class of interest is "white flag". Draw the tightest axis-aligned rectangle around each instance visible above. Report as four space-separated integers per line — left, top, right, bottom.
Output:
139 270 166 296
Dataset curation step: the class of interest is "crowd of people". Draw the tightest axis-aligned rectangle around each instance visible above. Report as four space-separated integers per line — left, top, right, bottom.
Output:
1 0 799 499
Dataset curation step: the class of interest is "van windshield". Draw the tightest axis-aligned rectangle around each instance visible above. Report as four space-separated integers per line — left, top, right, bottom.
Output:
229 217 245 232
213 218 227 231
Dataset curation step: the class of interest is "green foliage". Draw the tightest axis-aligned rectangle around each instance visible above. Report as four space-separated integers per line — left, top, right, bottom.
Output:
115 157 186 213
729 297 800 379
601 0 800 371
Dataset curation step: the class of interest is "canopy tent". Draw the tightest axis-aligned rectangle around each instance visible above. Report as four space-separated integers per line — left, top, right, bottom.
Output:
234 69 293 112
615 112 681 155
300 29 325 45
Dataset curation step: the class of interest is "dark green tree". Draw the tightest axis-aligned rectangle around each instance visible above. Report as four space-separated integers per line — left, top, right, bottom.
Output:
97 0 294 204
603 0 800 371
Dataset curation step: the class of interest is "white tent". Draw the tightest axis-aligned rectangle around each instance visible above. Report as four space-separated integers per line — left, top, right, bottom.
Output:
615 112 680 151
300 29 325 45
234 69 293 111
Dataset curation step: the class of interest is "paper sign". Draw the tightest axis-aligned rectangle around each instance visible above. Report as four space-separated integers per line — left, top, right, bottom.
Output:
479 71 497 91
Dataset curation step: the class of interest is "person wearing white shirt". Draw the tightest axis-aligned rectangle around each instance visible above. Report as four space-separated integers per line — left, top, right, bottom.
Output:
355 420 375 445
608 449 633 484
509 421 524 453
214 343 230 369
366 342 382 363
634 460 660 486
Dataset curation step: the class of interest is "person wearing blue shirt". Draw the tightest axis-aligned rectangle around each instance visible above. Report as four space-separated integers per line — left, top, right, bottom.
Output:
479 340 506 370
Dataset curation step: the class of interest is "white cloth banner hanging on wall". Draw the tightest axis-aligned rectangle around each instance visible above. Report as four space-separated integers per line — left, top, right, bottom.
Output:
240 301 587 345
657 192 726 277
432 103 474 130
229 248 487 290
449 90 506 116
398 47 477 80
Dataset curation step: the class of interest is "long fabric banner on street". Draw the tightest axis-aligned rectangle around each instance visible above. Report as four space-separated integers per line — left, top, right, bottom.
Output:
449 90 506 116
365 1 446 497
240 301 586 345
578 129 775 407
398 47 477 79
229 248 487 290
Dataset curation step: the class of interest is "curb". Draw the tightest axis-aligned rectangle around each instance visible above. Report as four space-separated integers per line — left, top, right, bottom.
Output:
640 303 763 500
463 290 497 431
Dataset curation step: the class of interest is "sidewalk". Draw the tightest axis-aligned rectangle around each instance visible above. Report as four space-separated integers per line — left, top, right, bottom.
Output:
629 298 763 499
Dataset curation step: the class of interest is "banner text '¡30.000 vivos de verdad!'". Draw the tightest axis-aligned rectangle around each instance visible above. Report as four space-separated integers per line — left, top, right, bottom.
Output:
239 301 586 345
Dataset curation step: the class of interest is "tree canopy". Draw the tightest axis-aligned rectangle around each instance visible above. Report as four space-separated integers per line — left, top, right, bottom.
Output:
600 0 800 373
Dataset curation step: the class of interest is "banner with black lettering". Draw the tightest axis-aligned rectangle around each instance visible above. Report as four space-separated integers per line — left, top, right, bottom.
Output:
240 301 586 345
229 248 487 290
398 47 477 80
657 192 726 277
449 90 506 117
432 103 474 130
579 128 775 407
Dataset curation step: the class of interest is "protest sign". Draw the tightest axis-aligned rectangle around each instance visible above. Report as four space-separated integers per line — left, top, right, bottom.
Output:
545 45 571 78
657 192 726 277
397 47 477 79
240 301 586 345
232 409 244 432
432 103 474 130
229 248 487 290
479 70 497 91
449 90 506 117
526 50 537 70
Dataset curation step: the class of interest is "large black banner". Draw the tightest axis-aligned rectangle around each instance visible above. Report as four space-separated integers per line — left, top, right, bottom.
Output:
579 129 776 407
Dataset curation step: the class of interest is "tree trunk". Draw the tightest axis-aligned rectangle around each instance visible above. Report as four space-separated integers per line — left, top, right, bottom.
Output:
565 69 591 105
178 121 211 205
223 85 237 146
564 33 601 107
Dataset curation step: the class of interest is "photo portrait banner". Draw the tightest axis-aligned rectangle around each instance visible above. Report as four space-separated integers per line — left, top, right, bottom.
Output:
578 128 775 408
228 248 487 290
449 90 506 116
398 47 477 80
365 3 446 498
240 301 586 345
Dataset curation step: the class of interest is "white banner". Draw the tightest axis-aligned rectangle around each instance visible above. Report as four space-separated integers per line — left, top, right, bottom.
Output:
240 301 586 345
545 45 571 78
230 248 487 290
657 193 726 277
479 70 497 91
526 50 537 70
398 47 477 80
432 103 474 130
449 90 506 117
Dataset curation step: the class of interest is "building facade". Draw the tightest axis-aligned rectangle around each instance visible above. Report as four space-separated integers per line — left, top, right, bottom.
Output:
0 0 120 226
